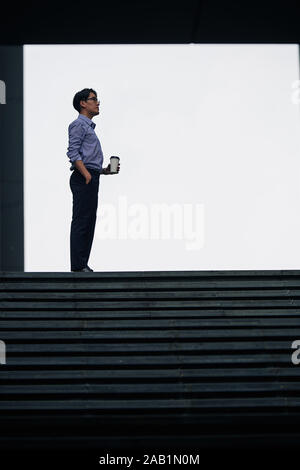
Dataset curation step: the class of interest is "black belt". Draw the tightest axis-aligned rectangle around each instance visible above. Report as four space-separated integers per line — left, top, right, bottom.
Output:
75 167 101 174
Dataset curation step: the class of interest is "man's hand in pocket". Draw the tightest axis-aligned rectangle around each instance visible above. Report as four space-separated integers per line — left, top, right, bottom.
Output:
85 172 92 184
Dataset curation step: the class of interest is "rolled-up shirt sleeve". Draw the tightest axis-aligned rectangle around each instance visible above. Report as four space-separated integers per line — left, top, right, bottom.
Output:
66 121 86 163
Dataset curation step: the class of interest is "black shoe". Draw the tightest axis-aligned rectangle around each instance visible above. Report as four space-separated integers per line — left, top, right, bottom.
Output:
86 266 94 272
72 267 90 272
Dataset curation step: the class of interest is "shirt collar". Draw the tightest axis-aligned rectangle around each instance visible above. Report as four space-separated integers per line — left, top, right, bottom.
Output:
78 113 96 129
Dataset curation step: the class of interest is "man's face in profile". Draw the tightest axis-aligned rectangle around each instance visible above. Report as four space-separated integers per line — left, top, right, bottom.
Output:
80 92 100 117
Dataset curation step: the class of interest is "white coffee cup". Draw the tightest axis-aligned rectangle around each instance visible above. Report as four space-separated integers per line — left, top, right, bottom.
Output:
110 156 120 174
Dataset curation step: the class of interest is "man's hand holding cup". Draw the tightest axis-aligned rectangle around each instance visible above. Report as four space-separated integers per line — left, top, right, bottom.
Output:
102 156 120 175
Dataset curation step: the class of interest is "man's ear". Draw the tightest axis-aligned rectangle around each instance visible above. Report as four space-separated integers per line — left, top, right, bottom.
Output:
79 99 86 109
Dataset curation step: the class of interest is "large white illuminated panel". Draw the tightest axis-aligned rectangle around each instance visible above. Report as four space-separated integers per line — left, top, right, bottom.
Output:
24 44 300 271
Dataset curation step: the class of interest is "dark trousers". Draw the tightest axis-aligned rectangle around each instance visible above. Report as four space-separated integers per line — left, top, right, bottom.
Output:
69 168 100 271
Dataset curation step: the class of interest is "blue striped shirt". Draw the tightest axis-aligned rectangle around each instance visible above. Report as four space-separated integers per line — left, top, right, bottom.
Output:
66 114 104 171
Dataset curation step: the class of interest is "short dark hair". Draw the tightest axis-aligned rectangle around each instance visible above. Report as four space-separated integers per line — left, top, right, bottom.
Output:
73 88 97 113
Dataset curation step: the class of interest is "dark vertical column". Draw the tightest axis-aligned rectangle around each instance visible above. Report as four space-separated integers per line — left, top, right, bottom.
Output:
0 46 24 271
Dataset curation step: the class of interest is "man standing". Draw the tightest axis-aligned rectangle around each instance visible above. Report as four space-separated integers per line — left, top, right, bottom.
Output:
67 88 120 272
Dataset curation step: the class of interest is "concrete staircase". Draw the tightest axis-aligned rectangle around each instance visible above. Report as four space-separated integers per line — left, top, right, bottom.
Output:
1 270 300 452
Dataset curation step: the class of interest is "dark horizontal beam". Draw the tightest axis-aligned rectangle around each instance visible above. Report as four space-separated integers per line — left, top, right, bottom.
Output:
0 1 299 44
